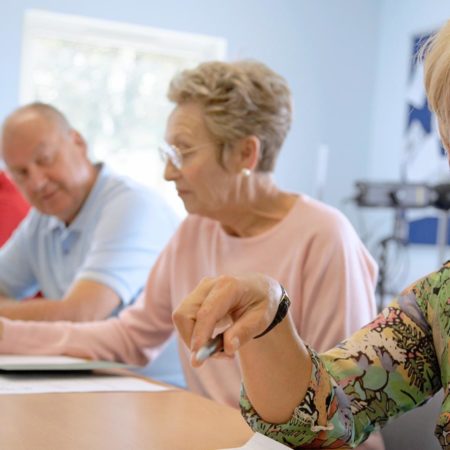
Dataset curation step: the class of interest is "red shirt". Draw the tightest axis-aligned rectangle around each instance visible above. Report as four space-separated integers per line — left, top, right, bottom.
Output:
0 171 30 246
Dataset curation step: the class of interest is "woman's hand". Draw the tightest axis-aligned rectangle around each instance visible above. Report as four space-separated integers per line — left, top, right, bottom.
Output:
174 273 312 424
172 273 282 366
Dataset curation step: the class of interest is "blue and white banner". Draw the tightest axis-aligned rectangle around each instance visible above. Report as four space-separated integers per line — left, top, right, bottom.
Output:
404 32 448 184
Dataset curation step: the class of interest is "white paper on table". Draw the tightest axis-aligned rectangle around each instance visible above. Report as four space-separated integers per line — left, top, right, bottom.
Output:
0 355 134 371
218 432 291 449
0 374 172 395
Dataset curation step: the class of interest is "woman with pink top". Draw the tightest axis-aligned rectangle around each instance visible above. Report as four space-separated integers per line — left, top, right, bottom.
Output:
0 60 381 449
173 25 450 449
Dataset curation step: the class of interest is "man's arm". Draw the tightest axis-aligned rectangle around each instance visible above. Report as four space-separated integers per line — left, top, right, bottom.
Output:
0 180 177 322
0 279 120 321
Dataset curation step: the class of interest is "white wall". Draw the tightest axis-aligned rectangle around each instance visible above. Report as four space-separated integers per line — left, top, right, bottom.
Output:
1 0 380 208
3 0 448 283
369 0 450 283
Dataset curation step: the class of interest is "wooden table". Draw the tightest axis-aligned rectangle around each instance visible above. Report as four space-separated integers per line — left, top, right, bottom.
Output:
0 384 253 450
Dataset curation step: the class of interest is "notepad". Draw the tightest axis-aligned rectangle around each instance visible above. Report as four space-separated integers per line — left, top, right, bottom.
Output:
0 355 134 371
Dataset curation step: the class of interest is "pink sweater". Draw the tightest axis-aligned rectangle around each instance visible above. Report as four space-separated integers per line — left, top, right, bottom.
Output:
0 195 377 407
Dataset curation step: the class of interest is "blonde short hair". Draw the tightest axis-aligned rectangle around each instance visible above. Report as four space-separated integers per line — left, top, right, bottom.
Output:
167 60 292 172
422 21 450 145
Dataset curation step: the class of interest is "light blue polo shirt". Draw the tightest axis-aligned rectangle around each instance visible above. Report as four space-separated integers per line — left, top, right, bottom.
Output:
0 164 179 308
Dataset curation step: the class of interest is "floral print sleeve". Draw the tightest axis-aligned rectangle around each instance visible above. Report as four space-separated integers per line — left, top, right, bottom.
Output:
240 262 450 448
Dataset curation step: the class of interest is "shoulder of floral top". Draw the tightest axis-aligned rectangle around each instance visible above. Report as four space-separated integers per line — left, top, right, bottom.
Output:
402 262 449 297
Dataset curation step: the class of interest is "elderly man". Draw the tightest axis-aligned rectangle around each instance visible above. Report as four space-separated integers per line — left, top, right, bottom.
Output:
0 102 178 321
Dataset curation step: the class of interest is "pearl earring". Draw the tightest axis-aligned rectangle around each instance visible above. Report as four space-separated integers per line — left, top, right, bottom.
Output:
241 168 251 177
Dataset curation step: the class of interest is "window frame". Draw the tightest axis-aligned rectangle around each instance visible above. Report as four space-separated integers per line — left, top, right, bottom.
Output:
20 9 226 103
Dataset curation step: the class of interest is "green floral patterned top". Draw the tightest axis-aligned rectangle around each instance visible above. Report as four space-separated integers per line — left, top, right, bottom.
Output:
241 262 450 449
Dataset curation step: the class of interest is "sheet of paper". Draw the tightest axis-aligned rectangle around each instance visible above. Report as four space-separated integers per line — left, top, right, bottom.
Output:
0 355 134 371
218 432 291 450
0 373 172 395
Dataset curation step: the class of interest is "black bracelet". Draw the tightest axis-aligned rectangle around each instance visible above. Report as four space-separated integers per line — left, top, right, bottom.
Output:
254 285 291 339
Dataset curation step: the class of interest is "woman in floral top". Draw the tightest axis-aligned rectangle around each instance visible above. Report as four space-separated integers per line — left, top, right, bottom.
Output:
240 262 449 447
173 19 450 450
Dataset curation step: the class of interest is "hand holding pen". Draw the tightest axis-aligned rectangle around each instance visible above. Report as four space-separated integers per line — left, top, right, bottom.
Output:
195 333 224 362
172 274 285 366
173 274 308 429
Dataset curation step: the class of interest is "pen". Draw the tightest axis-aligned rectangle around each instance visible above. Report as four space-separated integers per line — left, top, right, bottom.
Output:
195 333 224 362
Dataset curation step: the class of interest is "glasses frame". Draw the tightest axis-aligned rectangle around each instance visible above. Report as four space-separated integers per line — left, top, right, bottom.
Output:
158 142 183 170
158 141 220 170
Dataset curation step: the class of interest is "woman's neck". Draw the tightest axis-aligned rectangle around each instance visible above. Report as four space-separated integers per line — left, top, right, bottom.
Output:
212 173 298 237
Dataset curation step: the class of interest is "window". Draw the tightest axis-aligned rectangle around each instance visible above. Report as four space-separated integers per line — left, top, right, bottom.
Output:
20 9 226 216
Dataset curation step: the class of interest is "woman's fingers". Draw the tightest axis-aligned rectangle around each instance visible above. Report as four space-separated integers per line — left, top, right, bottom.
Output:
190 276 244 351
221 305 268 355
174 273 282 366
172 277 215 350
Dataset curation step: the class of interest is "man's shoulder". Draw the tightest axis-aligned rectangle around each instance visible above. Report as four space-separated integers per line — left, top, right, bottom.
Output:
97 166 151 200
17 208 51 233
89 166 168 214
85 166 178 230
0 208 53 250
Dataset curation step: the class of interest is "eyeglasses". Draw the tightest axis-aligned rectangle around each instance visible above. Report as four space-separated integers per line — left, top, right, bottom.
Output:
158 142 184 170
158 142 211 170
